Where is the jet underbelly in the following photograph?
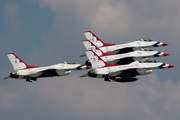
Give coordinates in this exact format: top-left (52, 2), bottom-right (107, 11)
top-left (56, 70), bottom-right (71, 76)
top-left (29, 72), bottom-right (43, 77)
top-left (108, 71), bottom-right (123, 76)
top-left (37, 69), bottom-right (71, 78)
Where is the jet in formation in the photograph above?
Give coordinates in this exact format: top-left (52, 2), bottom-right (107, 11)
top-left (80, 31), bottom-right (174, 82)
top-left (82, 40), bottom-right (169, 66)
top-left (80, 31), bottom-right (168, 57)
top-left (4, 53), bottom-right (91, 82)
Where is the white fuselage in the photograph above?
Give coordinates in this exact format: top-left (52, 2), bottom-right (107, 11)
top-left (100, 41), bottom-right (163, 53)
top-left (95, 61), bottom-right (170, 77)
top-left (85, 50), bottom-right (171, 78)
top-left (11, 63), bottom-right (89, 79)
top-left (100, 50), bottom-right (165, 64)
top-left (83, 40), bottom-right (165, 54)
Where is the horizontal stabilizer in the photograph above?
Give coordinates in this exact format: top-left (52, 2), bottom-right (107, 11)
top-left (80, 74), bottom-right (88, 77)
top-left (80, 54), bottom-right (86, 57)
top-left (3, 76), bottom-right (11, 79)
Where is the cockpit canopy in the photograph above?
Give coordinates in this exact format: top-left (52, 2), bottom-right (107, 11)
top-left (141, 58), bottom-right (158, 63)
top-left (137, 38), bottom-right (154, 42)
top-left (64, 61), bottom-right (76, 64)
top-left (141, 48), bottom-right (154, 51)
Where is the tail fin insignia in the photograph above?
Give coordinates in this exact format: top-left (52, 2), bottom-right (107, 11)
top-left (85, 50), bottom-right (118, 69)
top-left (83, 31), bottom-right (115, 47)
top-left (7, 53), bottom-right (38, 70)
top-left (82, 40), bottom-right (115, 57)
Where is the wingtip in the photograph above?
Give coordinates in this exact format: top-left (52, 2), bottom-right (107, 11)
top-left (80, 54), bottom-right (86, 57)
top-left (3, 76), bottom-right (11, 79)
top-left (79, 74), bottom-right (88, 77)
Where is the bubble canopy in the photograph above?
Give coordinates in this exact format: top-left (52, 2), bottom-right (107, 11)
top-left (141, 48), bottom-right (154, 51)
top-left (63, 61), bottom-right (76, 64)
top-left (141, 58), bottom-right (158, 63)
top-left (136, 38), bottom-right (154, 42)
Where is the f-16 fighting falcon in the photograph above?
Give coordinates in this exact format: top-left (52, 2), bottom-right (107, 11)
top-left (82, 40), bottom-right (169, 65)
top-left (4, 53), bottom-right (91, 82)
top-left (80, 50), bottom-right (174, 83)
top-left (80, 31), bottom-right (168, 57)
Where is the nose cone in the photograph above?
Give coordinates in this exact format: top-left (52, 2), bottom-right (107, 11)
top-left (153, 42), bottom-right (168, 47)
top-left (163, 53), bottom-right (169, 56)
top-left (159, 63), bottom-right (174, 69)
top-left (162, 43), bottom-right (168, 46)
top-left (168, 65), bottom-right (174, 68)
top-left (155, 52), bottom-right (169, 57)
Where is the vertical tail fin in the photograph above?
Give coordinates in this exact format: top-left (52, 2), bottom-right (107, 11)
top-left (85, 50), bottom-right (118, 69)
top-left (82, 40), bottom-right (115, 57)
top-left (7, 53), bottom-right (38, 70)
top-left (83, 31), bottom-right (115, 47)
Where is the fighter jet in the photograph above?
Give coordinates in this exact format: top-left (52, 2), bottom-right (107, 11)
top-left (4, 53), bottom-right (91, 82)
top-left (80, 50), bottom-right (174, 83)
top-left (82, 40), bottom-right (169, 65)
top-left (80, 31), bottom-right (168, 56)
